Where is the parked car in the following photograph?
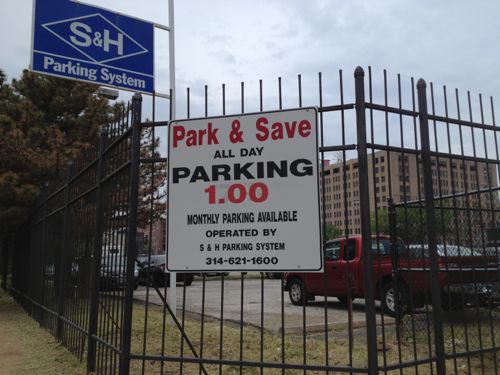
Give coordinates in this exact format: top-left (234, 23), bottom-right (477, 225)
top-left (100, 255), bottom-right (139, 290)
top-left (283, 235), bottom-right (500, 317)
top-left (264, 272), bottom-right (283, 279)
top-left (197, 272), bottom-right (230, 277)
top-left (45, 263), bottom-right (55, 280)
top-left (68, 255), bottom-right (139, 290)
top-left (137, 255), bottom-right (193, 287)
top-left (405, 244), bottom-right (500, 309)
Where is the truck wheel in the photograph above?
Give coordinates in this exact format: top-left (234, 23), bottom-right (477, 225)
top-left (183, 274), bottom-right (193, 286)
top-left (265, 272), bottom-right (279, 279)
top-left (162, 273), bottom-right (170, 287)
top-left (382, 281), bottom-right (408, 318)
top-left (442, 294), bottom-right (465, 311)
top-left (289, 279), bottom-right (308, 306)
top-left (337, 296), bottom-right (355, 305)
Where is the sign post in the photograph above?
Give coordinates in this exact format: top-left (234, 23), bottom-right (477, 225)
top-left (167, 108), bottom-right (323, 273)
top-left (31, 0), bottom-right (154, 94)
top-left (168, 0), bottom-right (177, 314)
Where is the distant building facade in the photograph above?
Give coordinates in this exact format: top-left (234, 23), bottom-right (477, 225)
top-left (320, 151), bottom-right (499, 235)
top-left (137, 217), bottom-right (166, 255)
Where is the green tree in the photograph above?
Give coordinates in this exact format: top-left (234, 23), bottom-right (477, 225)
top-left (0, 69), bottom-right (114, 234)
top-left (370, 208), bottom-right (391, 234)
top-left (370, 204), bottom-right (455, 245)
top-left (324, 223), bottom-right (342, 240)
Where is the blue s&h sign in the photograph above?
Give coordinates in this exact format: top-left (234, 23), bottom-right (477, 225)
top-left (32, 0), bottom-right (154, 94)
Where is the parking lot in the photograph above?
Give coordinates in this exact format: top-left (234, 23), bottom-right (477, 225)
top-left (134, 275), bottom-right (394, 334)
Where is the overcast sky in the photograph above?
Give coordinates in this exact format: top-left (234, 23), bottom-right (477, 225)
top-left (2, 0), bottom-right (500, 157)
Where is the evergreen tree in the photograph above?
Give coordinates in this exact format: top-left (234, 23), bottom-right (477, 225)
top-left (138, 124), bottom-right (167, 227)
top-left (0, 69), bottom-right (113, 234)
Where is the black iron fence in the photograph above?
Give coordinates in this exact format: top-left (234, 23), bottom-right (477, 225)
top-left (2, 66), bottom-right (500, 374)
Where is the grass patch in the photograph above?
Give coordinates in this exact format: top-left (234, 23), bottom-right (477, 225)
top-left (2, 288), bottom-right (498, 374)
top-left (0, 289), bottom-right (86, 375)
top-left (129, 302), bottom-right (500, 374)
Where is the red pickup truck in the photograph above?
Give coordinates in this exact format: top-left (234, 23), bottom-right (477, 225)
top-left (283, 235), bottom-right (499, 317)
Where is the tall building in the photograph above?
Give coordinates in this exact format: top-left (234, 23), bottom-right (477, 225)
top-left (320, 151), bottom-right (499, 236)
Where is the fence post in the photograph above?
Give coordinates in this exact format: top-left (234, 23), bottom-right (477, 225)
top-left (354, 66), bottom-right (379, 375)
top-left (388, 199), bottom-right (398, 254)
top-left (56, 166), bottom-right (73, 340)
top-left (1, 237), bottom-right (8, 291)
top-left (417, 78), bottom-right (447, 375)
top-left (87, 131), bottom-right (108, 372)
top-left (388, 199), bottom-right (404, 327)
top-left (119, 93), bottom-right (142, 375)
top-left (37, 187), bottom-right (49, 326)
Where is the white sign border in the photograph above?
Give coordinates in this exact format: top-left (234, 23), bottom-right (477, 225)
top-left (166, 107), bottom-right (323, 273)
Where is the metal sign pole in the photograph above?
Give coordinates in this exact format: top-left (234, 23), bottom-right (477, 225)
top-left (168, 0), bottom-right (177, 315)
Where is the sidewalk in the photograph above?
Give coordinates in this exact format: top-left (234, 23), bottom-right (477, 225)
top-left (0, 289), bottom-right (86, 375)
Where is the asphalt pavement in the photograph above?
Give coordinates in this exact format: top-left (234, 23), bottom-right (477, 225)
top-left (134, 276), bottom-right (394, 334)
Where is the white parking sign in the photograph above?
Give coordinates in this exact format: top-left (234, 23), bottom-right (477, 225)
top-left (167, 108), bottom-right (322, 272)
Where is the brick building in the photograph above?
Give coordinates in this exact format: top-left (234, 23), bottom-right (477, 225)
top-left (320, 151), bottom-right (499, 235)
top-left (137, 217), bottom-right (166, 255)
